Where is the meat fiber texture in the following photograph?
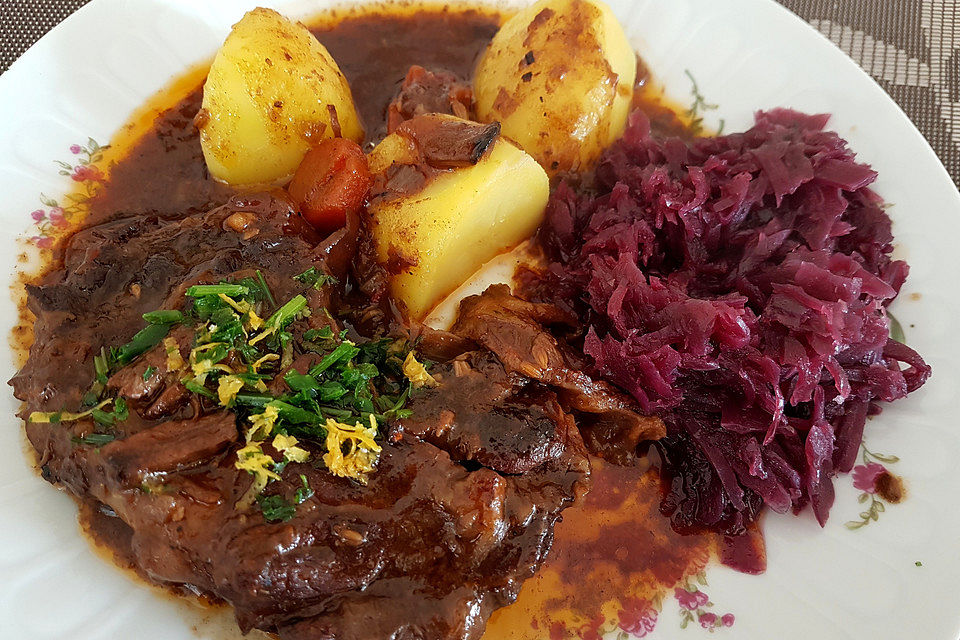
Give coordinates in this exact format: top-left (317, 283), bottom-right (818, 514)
top-left (535, 108), bottom-right (931, 532)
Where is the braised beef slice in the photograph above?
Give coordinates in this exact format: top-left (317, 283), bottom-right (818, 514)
top-left (29, 392), bottom-right (585, 640)
top-left (107, 325), bottom-right (193, 417)
top-left (451, 285), bottom-right (666, 460)
top-left (395, 351), bottom-right (587, 475)
top-left (99, 412), bottom-right (238, 485)
top-left (368, 115), bottom-right (502, 207)
top-left (11, 193), bottom-right (338, 416)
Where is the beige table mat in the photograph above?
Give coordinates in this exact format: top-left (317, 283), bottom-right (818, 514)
top-left (1, 0), bottom-right (958, 185)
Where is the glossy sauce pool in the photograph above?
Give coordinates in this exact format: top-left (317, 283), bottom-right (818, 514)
top-left (28, 5), bottom-right (741, 639)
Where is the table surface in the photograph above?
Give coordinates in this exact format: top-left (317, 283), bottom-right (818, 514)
top-left (1, 0), bottom-right (958, 186)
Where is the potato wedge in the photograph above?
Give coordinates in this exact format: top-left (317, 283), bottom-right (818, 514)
top-left (367, 115), bottom-right (549, 320)
top-left (474, 0), bottom-right (636, 176)
top-left (199, 8), bottom-right (364, 186)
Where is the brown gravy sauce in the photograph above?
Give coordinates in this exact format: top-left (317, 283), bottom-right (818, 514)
top-left (22, 5), bottom-right (729, 638)
top-left (484, 462), bottom-right (716, 639)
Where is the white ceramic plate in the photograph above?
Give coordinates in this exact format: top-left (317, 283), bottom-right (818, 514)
top-left (1, 1), bottom-right (959, 639)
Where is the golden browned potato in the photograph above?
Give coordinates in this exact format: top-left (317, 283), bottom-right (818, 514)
top-left (474, 0), bottom-right (636, 176)
top-left (366, 115), bottom-right (549, 320)
top-left (198, 8), bottom-right (364, 186)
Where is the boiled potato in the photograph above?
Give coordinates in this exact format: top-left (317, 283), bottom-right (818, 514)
top-left (367, 115), bottom-right (549, 320)
top-left (474, 0), bottom-right (636, 176)
top-left (198, 8), bottom-right (364, 186)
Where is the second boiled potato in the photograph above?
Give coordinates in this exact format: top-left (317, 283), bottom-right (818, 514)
top-left (366, 115), bottom-right (549, 321)
top-left (474, 0), bottom-right (636, 176)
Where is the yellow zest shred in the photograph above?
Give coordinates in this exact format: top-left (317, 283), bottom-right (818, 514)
top-left (322, 415), bottom-right (382, 484)
top-left (190, 358), bottom-right (233, 384)
top-left (246, 309), bottom-right (264, 331)
top-left (218, 293), bottom-right (251, 315)
top-left (272, 433), bottom-right (310, 463)
top-left (219, 293), bottom-right (263, 331)
top-left (250, 353), bottom-right (279, 373)
top-left (164, 338), bottom-right (185, 371)
top-left (29, 398), bottom-right (112, 423)
top-left (191, 341), bottom-right (225, 354)
top-left (217, 375), bottom-right (245, 407)
top-left (249, 326), bottom-right (277, 346)
top-left (189, 343), bottom-right (232, 384)
top-left (403, 352), bottom-right (438, 388)
top-left (245, 404), bottom-right (280, 443)
top-left (235, 442), bottom-right (282, 509)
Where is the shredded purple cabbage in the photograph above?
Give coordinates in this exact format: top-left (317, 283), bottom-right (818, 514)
top-left (535, 108), bottom-right (931, 532)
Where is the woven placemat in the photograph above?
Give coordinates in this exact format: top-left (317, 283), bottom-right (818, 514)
top-left (1, 0), bottom-right (958, 186)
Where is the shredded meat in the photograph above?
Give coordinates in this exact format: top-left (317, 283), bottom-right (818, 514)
top-left (395, 350), bottom-right (589, 475)
top-left (451, 285), bottom-right (666, 460)
top-left (98, 412), bottom-right (239, 486)
top-left (387, 65), bottom-right (475, 133)
top-left (107, 325), bottom-right (192, 418)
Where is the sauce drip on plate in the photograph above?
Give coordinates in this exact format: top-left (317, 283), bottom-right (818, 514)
top-left (485, 460), bottom-right (717, 639)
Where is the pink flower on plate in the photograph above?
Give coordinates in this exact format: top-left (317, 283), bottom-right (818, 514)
top-left (617, 598), bottom-right (657, 636)
top-left (70, 144), bottom-right (82, 154)
top-left (852, 462), bottom-right (886, 493)
top-left (49, 207), bottom-right (68, 227)
top-left (674, 587), bottom-right (709, 610)
top-left (698, 612), bottom-right (717, 628)
top-left (30, 209), bottom-right (45, 221)
top-left (32, 235), bottom-right (53, 249)
top-left (71, 165), bottom-right (103, 182)
top-left (721, 613), bottom-right (735, 627)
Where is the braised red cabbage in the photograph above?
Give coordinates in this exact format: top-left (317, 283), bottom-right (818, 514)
top-left (534, 108), bottom-right (931, 532)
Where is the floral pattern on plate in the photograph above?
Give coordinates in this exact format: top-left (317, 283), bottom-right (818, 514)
top-left (553, 570), bottom-right (736, 639)
top-left (674, 572), bottom-right (735, 634)
top-left (846, 444), bottom-right (904, 530)
top-left (28, 139), bottom-right (106, 248)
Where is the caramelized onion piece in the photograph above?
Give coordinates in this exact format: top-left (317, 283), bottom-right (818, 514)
top-left (396, 114), bottom-right (501, 168)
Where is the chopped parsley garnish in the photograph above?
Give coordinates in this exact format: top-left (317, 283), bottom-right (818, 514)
top-left (114, 323), bottom-right (172, 367)
top-left (71, 433), bottom-right (117, 447)
top-left (257, 494), bottom-right (298, 522)
top-left (265, 295), bottom-right (308, 330)
top-left (255, 270), bottom-right (276, 308)
top-left (142, 309), bottom-right (183, 325)
top-left (294, 267), bottom-right (339, 290)
top-left (32, 267), bottom-right (433, 522)
top-left (93, 348), bottom-right (110, 385)
top-left (294, 474), bottom-right (314, 503)
top-left (91, 396), bottom-right (129, 427)
top-left (183, 379), bottom-right (217, 399)
top-left (30, 397), bottom-right (120, 425)
top-left (186, 283), bottom-right (249, 298)
top-left (256, 474), bottom-right (315, 523)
